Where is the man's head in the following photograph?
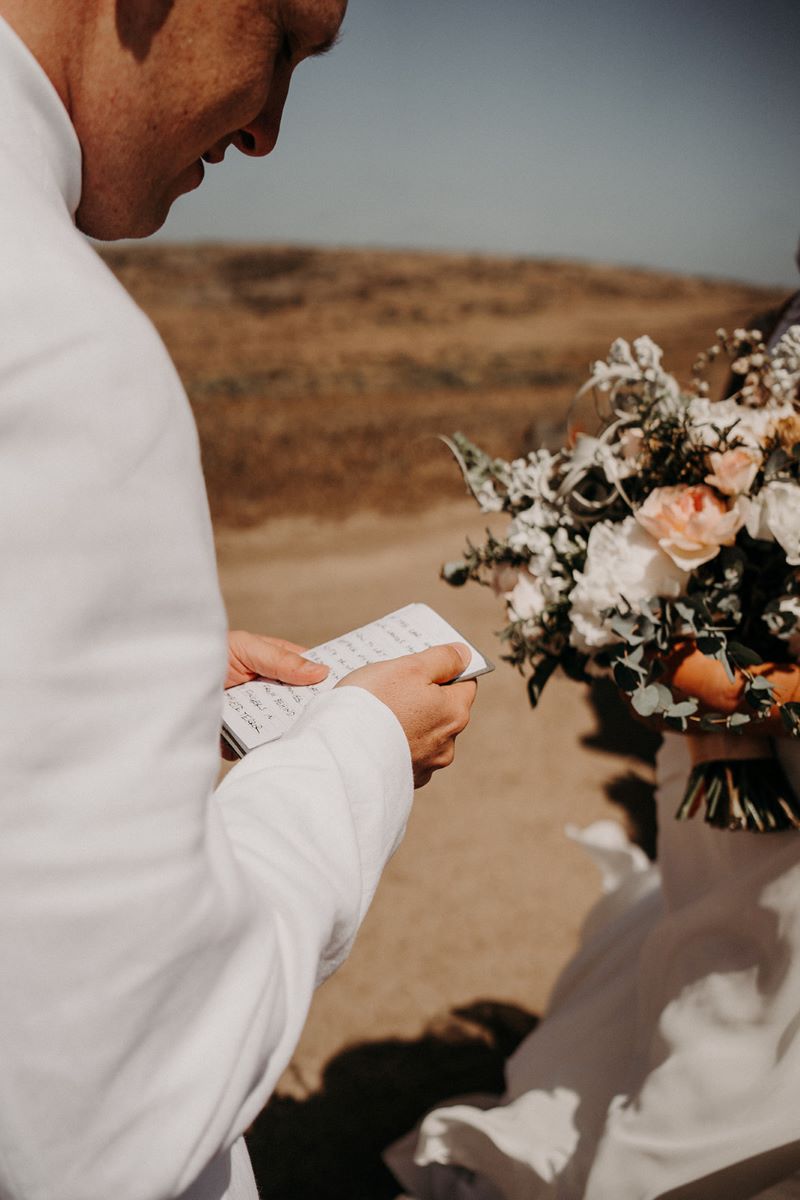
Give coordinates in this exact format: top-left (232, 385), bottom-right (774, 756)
top-left (2, 0), bottom-right (347, 239)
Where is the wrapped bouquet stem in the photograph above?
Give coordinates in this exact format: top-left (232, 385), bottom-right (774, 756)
top-left (443, 325), bottom-right (800, 832)
top-left (680, 732), bottom-right (800, 832)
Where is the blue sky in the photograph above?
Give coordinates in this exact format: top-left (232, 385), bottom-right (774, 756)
top-left (157, 0), bottom-right (800, 287)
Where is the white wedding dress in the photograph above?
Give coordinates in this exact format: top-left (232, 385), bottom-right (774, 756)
top-left (387, 734), bottom-right (800, 1200)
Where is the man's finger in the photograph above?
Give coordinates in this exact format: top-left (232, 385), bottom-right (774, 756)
top-left (412, 642), bottom-right (472, 685)
top-left (226, 633), bottom-right (329, 688)
top-left (260, 636), bottom-right (311, 655)
top-left (252, 645), bottom-right (329, 685)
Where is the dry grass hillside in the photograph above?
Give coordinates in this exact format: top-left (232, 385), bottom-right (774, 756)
top-left (96, 245), bottom-right (793, 1197)
top-left (100, 245), bottom-right (788, 525)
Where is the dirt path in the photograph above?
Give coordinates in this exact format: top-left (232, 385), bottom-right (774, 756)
top-left (216, 502), bottom-right (653, 1097)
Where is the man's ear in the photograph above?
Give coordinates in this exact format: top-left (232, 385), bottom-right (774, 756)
top-left (115, 0), bottom-right (175, 61)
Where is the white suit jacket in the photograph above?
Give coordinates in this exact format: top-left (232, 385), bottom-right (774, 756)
top-left (0, 17), bottom-right (413, 1200)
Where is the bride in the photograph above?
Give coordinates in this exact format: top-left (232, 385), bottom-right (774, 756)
top-left (386, 289), bottom-right (800, 1200)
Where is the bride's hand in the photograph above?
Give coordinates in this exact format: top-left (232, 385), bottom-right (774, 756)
top-left (225, 630), bottom-right (329, 689)
top-left (640, 642), bottom-right (800, 736)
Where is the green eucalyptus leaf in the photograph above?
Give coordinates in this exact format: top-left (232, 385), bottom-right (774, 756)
top-left (631, 684), bottom-right (660, 717)
top-left (780, 703), bottom-right (800, 734)
top-left (696, 634), bottom-right (725, 656)
top-left (727, 642), bottom-right (763, 667)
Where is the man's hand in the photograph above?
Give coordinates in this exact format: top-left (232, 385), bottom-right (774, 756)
top-left (226, 631), bottom-right (329, 689)
top-left (337, 643), bottom-right (478, 788)
top-left (222, 631), bottom-right (331, 761)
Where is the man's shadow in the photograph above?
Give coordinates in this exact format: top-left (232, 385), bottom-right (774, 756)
top-left (246, 1000), bottom-right (538, 1200)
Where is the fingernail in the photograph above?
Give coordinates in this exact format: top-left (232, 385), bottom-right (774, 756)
top-left (454, 643), bottom-right (470, 667)
top-left (301, 660), bottom-right (327, 677)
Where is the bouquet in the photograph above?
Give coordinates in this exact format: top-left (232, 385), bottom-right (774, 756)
top-left (443, 325), bottom-right (800, 832)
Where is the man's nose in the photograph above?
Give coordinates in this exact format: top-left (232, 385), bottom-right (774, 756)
top-left (231, 115), bottom-right (281, 157)
top-left (233, 68), bottom-right (292, 158)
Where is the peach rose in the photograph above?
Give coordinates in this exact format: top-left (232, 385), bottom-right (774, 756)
top-left (704, 447), bottom-right (761, 496)
top-left (635, 484), bottom-right (743, 570)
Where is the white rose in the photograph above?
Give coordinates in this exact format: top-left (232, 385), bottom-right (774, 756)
top-left (568, 517), bottom-right (689, 653)
top-left (739, 480), bottom-right (800, 564)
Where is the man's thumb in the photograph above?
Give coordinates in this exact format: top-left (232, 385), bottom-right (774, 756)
top-left (416, 642), bottom-right (471, 684)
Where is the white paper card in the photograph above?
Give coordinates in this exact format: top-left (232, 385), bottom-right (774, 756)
top-left (221, 602), bottom-right (491, 756)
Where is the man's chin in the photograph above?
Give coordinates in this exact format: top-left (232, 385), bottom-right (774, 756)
top-left (75, 172), bottom-right (198, 241)
top-left (75, 197), bottom-right (171, 242)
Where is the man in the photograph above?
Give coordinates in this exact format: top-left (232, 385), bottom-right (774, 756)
top-left (0, 3), bottom-right (477, 1198)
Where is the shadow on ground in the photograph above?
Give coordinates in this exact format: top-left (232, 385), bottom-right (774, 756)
top-left (247, 1000), bottom-right (538, 1200)
top-left (245, 682), bottom-right (659, 1198)
top-left (584, 677), bottom-right (660, 861)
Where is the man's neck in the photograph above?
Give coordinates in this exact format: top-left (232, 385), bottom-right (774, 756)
top-left (0, 0), bottom-right (94, 114)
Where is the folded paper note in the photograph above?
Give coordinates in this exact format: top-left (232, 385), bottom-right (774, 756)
top-left (221, 602), bottom-right (492, 757)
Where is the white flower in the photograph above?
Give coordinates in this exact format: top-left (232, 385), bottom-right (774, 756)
top-left (568, 517), bottom-right (689, 653)
top-left (580, 336), bottom-right (679, 401)
top-left (771, 325), bottom-right (800, 401)
top-left (705, 447), bottom-right (762, 496)
top-left (506, 449), bottom-right (557, 507)
top-left (608, 337), bottom-right (637, 368)
top-left (552, 526), bottom-right (573, 556)
top-left (491, 556), bottom-right (567, 625)
top-left (507, 507), bottom-right (558, 556)
top-left (618, 426), bottom-right (644, 464)
top-left (474, 479), bottom-right (504, 513)
top-left (687, 395), bottom-right (795, 449)
top-left (632, 335), bottom-right (667, 382)
top-left (773, 595), bottom-right (800, 636)
top-left (739, 480), bottom-right (800, 564)
top-left (506, 569), bottom-right (547, 622)
top-left (573, 433), bottom-right (634, 486)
